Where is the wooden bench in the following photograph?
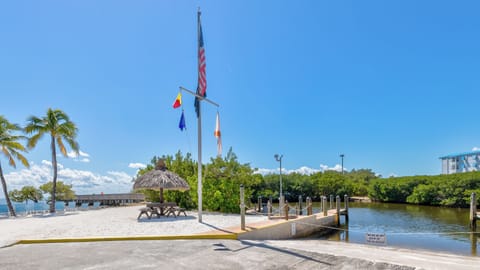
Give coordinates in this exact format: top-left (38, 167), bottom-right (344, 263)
top-left (137, 207), bottom-right (151, 220)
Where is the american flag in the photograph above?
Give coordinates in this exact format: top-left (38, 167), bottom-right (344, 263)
top-left (195, 11), bottom-right (206, 117)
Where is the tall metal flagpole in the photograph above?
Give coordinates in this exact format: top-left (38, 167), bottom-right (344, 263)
top-left (179, 86), bottom-right (219, 223)
top-left (197, 100), bottom-right (203, 222)
top-left (178, 8), bottom-right (219, 223)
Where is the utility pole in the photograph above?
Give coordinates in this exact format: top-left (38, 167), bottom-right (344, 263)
top-left (340, 154), bottom-right (345, 174)
top-left (274, 154), bottom-right (284, 214)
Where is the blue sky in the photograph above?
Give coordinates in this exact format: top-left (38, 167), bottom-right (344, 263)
top-left (1, 1), bottom-right (480, 196)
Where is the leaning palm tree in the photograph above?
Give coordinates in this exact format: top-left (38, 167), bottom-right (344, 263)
top-left (0, 116), bottom-right (29, 217)
top-left (25, 108), bottom-right (79, 213)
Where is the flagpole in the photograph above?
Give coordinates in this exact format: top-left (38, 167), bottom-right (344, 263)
top-left (196, 8), bottom-right (203, 223)
top-left (197, 101), bottom-right (203, 222)
top-left (179, 86), bottom-right (219, 223)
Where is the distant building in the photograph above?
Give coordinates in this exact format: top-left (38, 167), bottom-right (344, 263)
top-left (439, 150), bottom-right (480, 174)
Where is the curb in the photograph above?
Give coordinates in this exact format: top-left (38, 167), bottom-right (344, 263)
top-left (14, 233), bottom-right (238, 245)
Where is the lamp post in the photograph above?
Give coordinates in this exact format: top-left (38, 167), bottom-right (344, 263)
top-left (340, 154), bottom-right (345, 174)
top-left (274, 154), bottom-right (284, 213)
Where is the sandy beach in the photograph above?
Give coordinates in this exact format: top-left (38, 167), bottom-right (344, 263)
top-left (0, 205), bottom-right (267, 247)
top-left (1, 205), bottom-right (480, 269)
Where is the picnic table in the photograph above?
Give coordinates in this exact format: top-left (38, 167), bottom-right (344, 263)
top-left (137, 202), bottom-right (187, 220)
top-left (147, 202), bottom-right (178, 218)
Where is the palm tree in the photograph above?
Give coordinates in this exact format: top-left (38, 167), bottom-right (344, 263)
top-left (0, 116), bottom-right (29, 217)
top-left (25, 108), bottom-right (79, 213)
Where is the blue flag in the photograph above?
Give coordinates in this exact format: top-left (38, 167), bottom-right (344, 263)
top-left (179, 110), bottom-right (186, 131)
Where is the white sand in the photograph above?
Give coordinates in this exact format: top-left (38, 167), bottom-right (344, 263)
top-left (0, 206), bottom-right (268, 247)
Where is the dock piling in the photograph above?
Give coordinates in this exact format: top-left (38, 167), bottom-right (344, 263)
top-left (344, 194), bottom-right (349, 222)
top-left (306, 197), bottom-right (312, 215)
top-left (267, 199), bottom-right (272, 218)
top-left (336, 195), bottom-right (341, 226)
top-left (257, 196), bottom-right (262, 212)
top-left (284, 200), bottom-right (289, 220)
top-left (323, 196), bottom-right (327, 216)
top-left (470, 192), bottom-right (477, 231)
top-left (298, 195), bottom-right (303, 215)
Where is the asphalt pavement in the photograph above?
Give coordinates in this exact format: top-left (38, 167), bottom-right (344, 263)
top-left (0, 240), bottom-right (414, 270)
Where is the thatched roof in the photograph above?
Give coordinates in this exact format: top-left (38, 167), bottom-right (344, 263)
top-left (133, 161), bottom-right (190, 191)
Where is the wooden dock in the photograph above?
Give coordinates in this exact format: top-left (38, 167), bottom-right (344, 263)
top-left (75, 193), bottom-right (145, 206)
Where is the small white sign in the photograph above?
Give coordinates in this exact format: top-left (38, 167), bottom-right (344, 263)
top-left (365, 233), bottom-right (387, 245)
top-left (291, 223), bottom-right (296, 236)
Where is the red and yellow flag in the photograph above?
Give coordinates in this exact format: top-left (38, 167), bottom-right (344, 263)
top-left (173, 92), bottom-right (182, 109)
top-left (214, 112), bottom-right (222, 157)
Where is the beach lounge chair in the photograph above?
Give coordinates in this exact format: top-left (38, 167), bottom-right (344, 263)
top-left (92, 201), bottom-right (101, 209)
top-left (66, 201), bottom-right (76, 211)
top-left (55, 201), bottom-right (66, 212)
top-left (80, 202), bottom-right (89, 210)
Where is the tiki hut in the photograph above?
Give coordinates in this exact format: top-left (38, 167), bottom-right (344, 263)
top-left (133, 160), bottom-right (190, 203)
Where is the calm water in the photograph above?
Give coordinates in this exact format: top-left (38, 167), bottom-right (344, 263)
top-left (311, 202), bottom-right (479, 256)
top-left (0, 199), bottom-right (64, 215)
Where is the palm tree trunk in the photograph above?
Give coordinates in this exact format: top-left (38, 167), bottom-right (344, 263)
top-left (0, 162), bottom-right (16, 217)
top-left (50, 134), bottom-right (57, 213)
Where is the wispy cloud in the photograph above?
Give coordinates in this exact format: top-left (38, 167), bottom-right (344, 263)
top-left (320, 164), bottom-right (344, 172)
top-left (128, 163), bottom-right (147, 169)
top-left (66, 150), bottom-right (90, 158)
top-left (65, 150), bottom-right (91, 162)
top-left (3, 161), bottom-right (134, 196)
top-left (255, 165), bottom-right (331, 175)
top-left (473, 147), bottom-right (480, 151)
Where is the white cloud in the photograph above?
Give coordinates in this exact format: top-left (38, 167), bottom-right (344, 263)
top-left (255, 166), bottom-right (321, 175)
top-left (320, 164), bottom-right (344, 172)
top-left (255, 164), bottom-right (345, 176)
top-left (65, 150), bottom-right (91, 163)
top-left (128, 163), bottom-right (147, 169)
top-left (67, 150), bottom-right (90, 158)
top-left (285, 166), bottom-right (321, 175)
top-left (473, 147), bottom-right (480, 151)
top-left (40, 160), bottom-right (64, 169)
top-left (254, 168), bottom-right (277, 175)
top-left (2, 162), bottom-right (134, 196)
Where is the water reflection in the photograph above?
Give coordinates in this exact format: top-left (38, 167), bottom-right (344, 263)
top-left (311, 202), bottom-right (479, 256)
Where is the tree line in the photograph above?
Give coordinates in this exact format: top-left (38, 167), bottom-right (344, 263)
top-left (135, 149), bottom-right (377, 213)
top-left (137, 150), bottom-right (480, 213)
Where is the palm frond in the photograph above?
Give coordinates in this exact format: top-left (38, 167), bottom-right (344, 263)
top-left (56, 136), bottom-right (67, 156)
top-left (3, 141), bottom-right (27, 152)
top-left (65, 137), bottom-right (79, 152)
top-left (27, 133), bottom-right (44, 149)
top-left (10, 149), bottom-right (29, 168)
top-left (2, 146), bottom-right (17, 168)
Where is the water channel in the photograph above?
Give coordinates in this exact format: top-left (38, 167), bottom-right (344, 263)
top-left (309, 202), bottom-right (478, 256)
